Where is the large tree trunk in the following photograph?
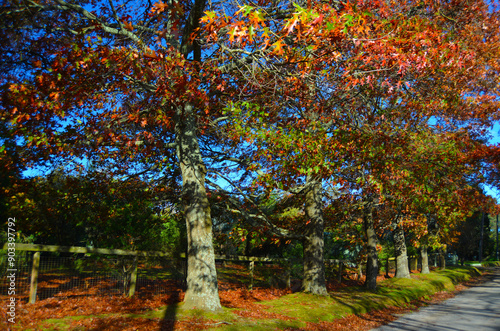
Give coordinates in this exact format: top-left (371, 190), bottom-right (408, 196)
top-left (302, 176), bottom-right (328, 295)
top-left (393, 217), bottom-right (411, 279)
top-left (438, 247), bottom-right (446, 270)
top-left (420, 244), bottom-right (430, 274)
top-left (364, 199), bottom-right (379, 291)
top-left (176, 104), bottom-right (221, 311)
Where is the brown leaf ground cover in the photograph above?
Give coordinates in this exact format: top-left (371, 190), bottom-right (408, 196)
top-left (0, 265), bottom-right (488, 330)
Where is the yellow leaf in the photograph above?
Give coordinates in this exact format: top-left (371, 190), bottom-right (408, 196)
top-left (272, 39), bottom-right (285, 55)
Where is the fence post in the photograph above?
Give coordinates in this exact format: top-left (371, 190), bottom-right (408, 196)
top-left (29, 252), bottom-right (40, 304)
top-left (128, 257), bottom-right (138, 297)
top-left (249, 260), bottom-right (254, 291)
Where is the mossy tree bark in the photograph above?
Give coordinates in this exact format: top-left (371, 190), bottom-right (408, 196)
top-left (302, 176), bottom-right (328, 295)
top-left (176, 104), bottom-right (221, 311)
top-left (438, 247), bottom-right (446, 270)
top-left (420, 244), bottom-right (430, 274)
top-left (176, 1), bottom-right (219, 309)
top-left (393, 216), bottom-right (411, 279)
top-left (364, 199), bottom-right (379, 291)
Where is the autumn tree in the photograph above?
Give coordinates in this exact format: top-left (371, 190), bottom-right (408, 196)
top-left (0, 0), bottom-right (236, 311)
top-left (202, 0), bottom-right (500, 290)
top-left (2, 0), bottom-right (499, 305)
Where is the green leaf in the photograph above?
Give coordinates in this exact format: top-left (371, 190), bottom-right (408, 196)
top-left (248, 25), bottom-right (255, 39)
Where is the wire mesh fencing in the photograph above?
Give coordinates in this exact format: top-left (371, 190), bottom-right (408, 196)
top-left (1, 244), bottom-right (458, 305)
top-left (0, 251), bottom-right (186, 302)
top-left (0, 250), bottom-right (32, 300)
top-left (5, 242), bottom-right (425, 307)
top-left (0, 246), bottom-right (351, 304)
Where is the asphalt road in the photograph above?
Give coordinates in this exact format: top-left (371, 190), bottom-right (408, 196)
top-left (371, 268), bottom-right (500, 331)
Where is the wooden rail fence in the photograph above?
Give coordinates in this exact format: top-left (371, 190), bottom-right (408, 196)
top-left (3, 243), bottom-right (445, 304)
top-left (2, 243), bottom-right (352, 303)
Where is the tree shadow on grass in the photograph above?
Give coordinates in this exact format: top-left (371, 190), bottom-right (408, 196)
top-left (160, 290), bottom-right (180, 330)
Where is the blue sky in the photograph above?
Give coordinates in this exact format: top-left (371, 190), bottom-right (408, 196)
top-left (484, 123), bottom-right (500, 202)
top-left (489, 123), bottom-right (500, 145)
